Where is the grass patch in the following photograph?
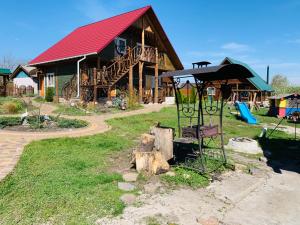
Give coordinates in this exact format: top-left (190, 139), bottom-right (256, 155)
top-left (53, 104), bottom-right (89, 116)
top-left (161, 167), bottom-right (209, 188)
top-left (0, 107), bottom-right (297, 224)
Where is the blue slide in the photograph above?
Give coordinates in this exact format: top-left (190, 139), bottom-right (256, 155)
top-left (235, 102), bottom-right (258, 124)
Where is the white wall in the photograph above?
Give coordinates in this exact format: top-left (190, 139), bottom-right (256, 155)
top-left (13, 77), bottom-right (38, 94)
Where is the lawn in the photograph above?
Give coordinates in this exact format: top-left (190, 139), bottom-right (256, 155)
top-left (0, 107), bottom-right (298, 224)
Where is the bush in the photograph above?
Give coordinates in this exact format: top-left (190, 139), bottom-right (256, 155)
top-left (0, 117), bottom-right (22, 128)
top-left (2, 101), bottom-right (24, 114)
top-left (45, 87), bottom-right (55, 102)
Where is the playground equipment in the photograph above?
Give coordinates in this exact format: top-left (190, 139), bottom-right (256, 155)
top-left (235, 102), bottom-right (258, 124)
top-left (161, 63), bottom-right (253, 173)
top-left (268, 94), bottom-right (300, 140)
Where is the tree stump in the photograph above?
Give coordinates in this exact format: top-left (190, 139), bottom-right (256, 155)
top-left (132, 126), bottom-right (174, 175)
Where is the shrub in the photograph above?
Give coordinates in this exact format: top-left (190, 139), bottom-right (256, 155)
top-left (56, 118), bottom-right (88, 128)
top-left (33, 96), bottom-right (46, 103)
top-left (0, 117), bottom-right (22, 128)
top-left (45, 87), bottom-right (55, 102)
top-left (2, 101), bottom-right (24, 114)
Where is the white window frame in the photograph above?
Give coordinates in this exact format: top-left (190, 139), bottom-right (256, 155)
top-left (207, 87), bottom-right (216, 96)
top-left (115, 37), bottom-right (127, 54)
top-left (46, 73), bottom-right (55, 88)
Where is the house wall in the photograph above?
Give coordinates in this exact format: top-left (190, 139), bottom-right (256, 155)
top-left (13, 71), bottom-right (38, 94)
top-left (42, 62), bottom-right (76, 96)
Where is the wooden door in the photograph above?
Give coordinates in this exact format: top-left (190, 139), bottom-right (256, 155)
top-left (40, 75), bottom-right (45, 96)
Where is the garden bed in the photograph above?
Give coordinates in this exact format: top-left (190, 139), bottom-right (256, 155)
top-left (0, 115), bottom-right (88, 132)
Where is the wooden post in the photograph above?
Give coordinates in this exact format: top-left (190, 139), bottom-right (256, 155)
top-left (93, 68), bottom-right (97, 103)
top-left (154, 48), bottom-right (159, 103)
top-left (3, 76), bottom-right (7, 96)
top-left (129, 65), bottom-right (133, 98)
top-left (139, 61), bottom-right (144, 103)
top-left (141, 17), bottom-right (145, 57)
top-left (55, 75), bottom-right (59, 102)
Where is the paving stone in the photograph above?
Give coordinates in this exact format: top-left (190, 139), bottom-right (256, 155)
top-left (144, 182), bottom-right (161, 194)
top-left (118, 182), bottom-right (136, 191)
top-left (196, 216), bottom-right (219, 225)
top-left (122, 172), bottom-right (138, 182)
top-left (165, 171), bottom-right (176, 177)
top-left (120, 193), bottom-right (137, 205)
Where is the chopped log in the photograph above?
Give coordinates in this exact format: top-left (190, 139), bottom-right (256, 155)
top-left (134, 150), bottom-right (169, 175)
top-left (140, 133), bottom-right (155, 152)
top-left (150, 126), bottom-right (173, 161)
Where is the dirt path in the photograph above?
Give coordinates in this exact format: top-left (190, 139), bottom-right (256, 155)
top-left (97, 160), bottom-right (300, 225)
top-left (0, 103), bottom-right (167, 181)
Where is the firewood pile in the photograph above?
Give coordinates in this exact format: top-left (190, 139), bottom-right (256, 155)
top-left (131, 125), bottom-right (174, 175)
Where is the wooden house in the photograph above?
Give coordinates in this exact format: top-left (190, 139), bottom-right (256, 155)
top-left (29, 6), bottom-right (183, 103)
top-left (10, 65), bottom-right (38, 95)
top-left (221, 57), bottom-right (273, 104)
top-left (0, 68), bottom-right (11, 96)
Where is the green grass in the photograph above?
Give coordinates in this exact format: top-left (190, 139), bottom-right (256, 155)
top-left (53, 104), bottom-right (89, 116)
top-left (0, 107), bottom-right (298, 224)
top-left (162, 167), bottom-right (209, 188)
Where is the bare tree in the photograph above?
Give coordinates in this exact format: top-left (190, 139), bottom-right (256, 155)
top-left (0, 54), bottom-right (28, 70)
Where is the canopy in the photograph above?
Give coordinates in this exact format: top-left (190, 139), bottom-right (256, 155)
top-left (161, 64), bottom-right (254, 81)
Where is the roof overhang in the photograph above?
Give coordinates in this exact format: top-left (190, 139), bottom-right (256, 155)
top-left (29, 52), bottom-right (97, 66)
top-left (161, 64), bottom-right (254, 81)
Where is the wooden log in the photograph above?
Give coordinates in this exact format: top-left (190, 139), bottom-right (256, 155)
top-left (140, 133), bottom-right (155, 152)
top-left (150, 126), bottom-right (173, 161)
top-left (134, 150), bottom-right (169, 175)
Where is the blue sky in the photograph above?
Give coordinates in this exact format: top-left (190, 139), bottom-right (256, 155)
top-left (1, 0), bottom-right (300, 84)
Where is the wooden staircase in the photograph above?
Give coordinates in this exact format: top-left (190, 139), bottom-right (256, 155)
top-left (97, 45), bottom-right (156, 88)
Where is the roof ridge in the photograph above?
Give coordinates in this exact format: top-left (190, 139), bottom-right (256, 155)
top-left (77, 5), bottom-right (151, 29)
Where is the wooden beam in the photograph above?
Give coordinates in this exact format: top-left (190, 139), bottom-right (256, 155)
top-left (139, 61), bottom-right (144, 103)
top-left (142, 17), bottom-right (145, 57)
top-left (93, 68), bottom-right (97, 103)
top-left (97, 55), bottom-right (101, 69)
top-left (129, 65), bottom-right (133, 98)
top-left (154, 47), bottom-right (159, 103)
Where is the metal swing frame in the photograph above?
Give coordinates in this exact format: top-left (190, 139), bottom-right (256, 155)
top-left (161, 63), bottom-right (254, 174)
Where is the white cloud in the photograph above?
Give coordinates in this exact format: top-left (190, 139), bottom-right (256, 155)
top-left (221, 42), bottom-right (252, 52)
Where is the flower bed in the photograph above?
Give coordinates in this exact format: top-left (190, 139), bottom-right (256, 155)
top-left (0, 115), bottom-right (88, 132)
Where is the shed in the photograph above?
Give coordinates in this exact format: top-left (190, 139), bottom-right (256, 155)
top-left (268, 93), bottom-right (300, 117)
top-left (10, 65), bottom-right (38, 95)
top-left (0, 68), bottom-right (11, 96)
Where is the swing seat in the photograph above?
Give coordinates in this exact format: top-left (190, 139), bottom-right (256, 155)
top-left (182, 125), bottom-right (219, 139)
top-left (199, 125), bottom-right (219, 138)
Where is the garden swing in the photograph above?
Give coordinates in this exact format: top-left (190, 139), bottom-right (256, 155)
top-left (161, 63), bottom-right (253, 173)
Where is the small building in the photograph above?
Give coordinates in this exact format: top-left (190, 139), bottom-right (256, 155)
top-left (0, 68), bottom-right (11, 96)
top-left (268, 94), bottom-right (300, 117)
top-left (28, 6), bottom-right (182, 103)
top-left (221, 57), bottom-right (273, 104)
top-left (10, 65), bottom-right (38, 95)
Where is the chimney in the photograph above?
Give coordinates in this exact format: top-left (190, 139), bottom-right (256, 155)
top-left (266, 65), bottom-right (270, 84)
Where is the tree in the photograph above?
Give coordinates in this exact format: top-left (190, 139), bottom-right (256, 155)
top-left (271, 74), bottom-right (289, 94)
top-left (0, 54), bottom-right (28, 70)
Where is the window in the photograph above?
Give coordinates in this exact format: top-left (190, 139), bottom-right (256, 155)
top-left (207, 87), bottom-right (216, 96)
top-left (115, 37), bottom-right (127, 55)
top-left (46, 73), bottom-right (55, 87)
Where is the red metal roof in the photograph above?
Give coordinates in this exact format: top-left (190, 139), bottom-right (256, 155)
top-left (29, 6), bottom-right (151, 65)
